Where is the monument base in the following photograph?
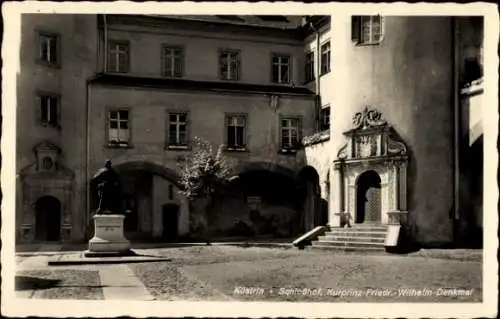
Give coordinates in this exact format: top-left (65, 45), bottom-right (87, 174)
top-left (85, 213), bottom-right (131, 257)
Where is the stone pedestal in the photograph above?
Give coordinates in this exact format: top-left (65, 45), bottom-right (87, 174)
top-left (85, 214), bottom-right (131, 257)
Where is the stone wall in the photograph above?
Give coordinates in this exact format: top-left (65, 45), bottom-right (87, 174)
top-left (329, 15), bottom-right (455, 246)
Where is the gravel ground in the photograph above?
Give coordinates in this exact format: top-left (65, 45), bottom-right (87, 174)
top-left (131, 246), bottom-right (482, 302)
top-left (16, 269), bottom-right (104, 300)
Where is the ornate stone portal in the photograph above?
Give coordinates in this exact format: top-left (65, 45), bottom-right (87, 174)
top-left (330, 107), bottom-right (409, 230)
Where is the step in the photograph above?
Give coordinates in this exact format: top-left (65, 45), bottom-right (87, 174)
top-left (312, 240), bottom-right (385, 248)
top-left (322, 231), bottom-right (387, 238)
top-left (331, 226), bottom-right (387, 232)
top-left (317, 236), bottom-right (385, 243)
top-left (307, 244), bottom-right (386, 252)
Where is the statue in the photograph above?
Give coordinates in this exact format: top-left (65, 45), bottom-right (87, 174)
top-left (93, 160), bottom-right (124, 215)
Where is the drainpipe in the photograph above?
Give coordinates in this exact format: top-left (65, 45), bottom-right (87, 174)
top-left (309, 17), bottom-right (321, 132)
top-left (103, 14), bottom-right (108, 72)
top-left (452, 17), bottom-right (461, 224)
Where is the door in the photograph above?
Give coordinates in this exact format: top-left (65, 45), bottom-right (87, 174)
top-left (162, 204), bottom-right (179, 241)
top-left (356, 170), bottom-right (382, 224)
top-left (35, 196), bottom-right (61, 241)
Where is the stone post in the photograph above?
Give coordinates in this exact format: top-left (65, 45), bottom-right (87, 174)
top-left (393, 163), bottom-right (400, 210)
top-left (329, 162), bottom-right (344, 227)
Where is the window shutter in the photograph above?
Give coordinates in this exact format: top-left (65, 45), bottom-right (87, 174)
top-left (224, 114), bottom-right (229, 145)
top-left (298, 118), bottom-right (303, 146)
top-left (351, 16), bottom-right (361, 43)
top-left (184, 113), bottom-right (189, 145)
top-left (56, 97), bottom-right (61, 128)
top-left (35, 95), bottom-right (42, 123)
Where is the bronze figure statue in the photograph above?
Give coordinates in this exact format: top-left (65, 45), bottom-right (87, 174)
top-left (93, 160), bottom-right (124, 214)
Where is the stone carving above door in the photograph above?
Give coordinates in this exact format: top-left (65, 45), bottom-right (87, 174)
top-left (336, 106), bottom-right (408, 162)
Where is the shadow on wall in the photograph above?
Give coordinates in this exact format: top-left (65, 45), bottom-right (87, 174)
top-left (209, 169), bottom-right (304, 238)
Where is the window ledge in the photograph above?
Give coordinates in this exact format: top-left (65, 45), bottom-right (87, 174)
top-left (107, 142), bottom-right (133, 149)
top-left (165, 145), bottom-right (190, 151)
top-left (35, 59), bottom-right (60, 69)
top-left (278, 148), bottom-right (299, 155)
top-left (354, 41), bottom-right (383, 47)
top-left (225, 147), bottom-right (249, 153)
top-left (38, 121), bottom-right (61, 130)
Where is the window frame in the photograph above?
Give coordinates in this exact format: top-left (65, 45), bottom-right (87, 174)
top-left (279, 115), bottom-right (302, 153)
top-left (106, 108), bottom-right (132, 148)
top-left (218, 49), bottom-right (241, 81)
top-left (161, 44), bottom-right (185, 78)
top-left (304, 50), bottom-right (315, 83)
top-left (225, 113), bottom-right (248, 151)
top-left (166, 111), bottom-right (189, 150)
top-left (107, 40), bottom-right (130, 73)
top-left (352, 15), bottom-right (385, 46)
top-left (35, 91), bottom-right (61, 129)
top-left (319, 105), bottom-right (331, 132)
top-left (36, 30), bottom-right (60, 68)
top-left (271, 53), bottom-right (292, 84)
top-left (320, 41), bottom-right (331, 75)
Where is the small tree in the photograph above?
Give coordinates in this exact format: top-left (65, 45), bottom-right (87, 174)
top-left (178, 137), bottom-right (232, 244)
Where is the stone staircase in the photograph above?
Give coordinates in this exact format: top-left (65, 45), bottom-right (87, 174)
top-left (310, 224), bottom-right (388, 251)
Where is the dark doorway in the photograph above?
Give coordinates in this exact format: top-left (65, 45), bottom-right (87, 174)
top-left (356, 170), bottom-right (382, 224)
top-left (162, 204), bottom-right (179, 241)
top-left (34, 196), bottom-right (61, 241)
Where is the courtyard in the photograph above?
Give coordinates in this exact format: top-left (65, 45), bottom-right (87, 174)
top-left (15, 245), bottom-right (482, 302)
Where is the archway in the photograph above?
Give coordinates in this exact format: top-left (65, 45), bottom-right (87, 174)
top-left (356, 170), bottom-right (382, 224)
top-left (297, 166), bottom-right (324, 232)
top-left (89, 161), bottom-right (183, 240)
top-left (214, 167), bottom-right (301, 238)
top-left (34, 196), bottom-right (61, 241)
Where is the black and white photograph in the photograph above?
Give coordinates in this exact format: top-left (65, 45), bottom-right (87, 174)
top-left (1, 2), bottom-right (498, 318)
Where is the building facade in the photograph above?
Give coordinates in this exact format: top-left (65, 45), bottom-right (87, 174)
top-left (15, 14), bottom-right (483, 248)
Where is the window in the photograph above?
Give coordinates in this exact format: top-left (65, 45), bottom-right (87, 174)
top-left (320, 106), bottom-right (330, 131)
top-left (107, 41), bottom-right (129, 73)
top-left (352, 16), bottom-right (383, 45)
top-left (42, 157), bottom-right (53, 170)
top-left (272, 54), bottom-right (291, 84)
top-left (162, 45), bottom-right (183, 77)
top-left (219, 49), bottom-right (240, 81)
top-left (167, 113), bottom-right (188, 148)
top-left (37, 94), bottom-right (59, 127)
top-left (226, 114), bottom-right (247, 150)
top-left (305, 51), bottom-right (315, 82)
top-left (320, 42), bottom-right (331, 75)
top-left (281, 117), bottom-right (301, 150)
top-left (108, 110), bottom-right (130, 146)
top-left (38, 32), bottom-right (59, 66)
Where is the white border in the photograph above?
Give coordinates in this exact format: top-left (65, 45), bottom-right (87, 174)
top-left (2, 2), bottom-right (498, 318)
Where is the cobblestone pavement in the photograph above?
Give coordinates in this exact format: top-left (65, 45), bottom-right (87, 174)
top-left (13, 245), bottom-right (483, 302)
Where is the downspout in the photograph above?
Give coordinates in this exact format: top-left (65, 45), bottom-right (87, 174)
top-left (84, 80), bottom-right (91, 240)
top-left (452, 18), bottom-right (461, 226)
top-left (309, 17), bottom-right (321, 132)
top-left (103, 14), bottom-right (108, 72)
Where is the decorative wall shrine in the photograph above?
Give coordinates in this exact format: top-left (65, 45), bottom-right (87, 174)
top-left (330, 107), bottom-right (409, 227)
top-left (18, 140), bottom-right (75, 242)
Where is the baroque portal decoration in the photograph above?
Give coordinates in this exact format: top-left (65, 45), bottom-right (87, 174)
top-left (331, 106), bottom-right (409, 236)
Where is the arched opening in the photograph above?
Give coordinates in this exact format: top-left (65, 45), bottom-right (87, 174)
top-left (356, 170), bottom-right (382, 224)
top-left (213, 168), bottom-right (301, 238)
top-left (89, 161), bottom-right (183, 241)
top-left (34, 196), bottom-right (61, 241)
top-left (297, 166), bottom-right (326, 232)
